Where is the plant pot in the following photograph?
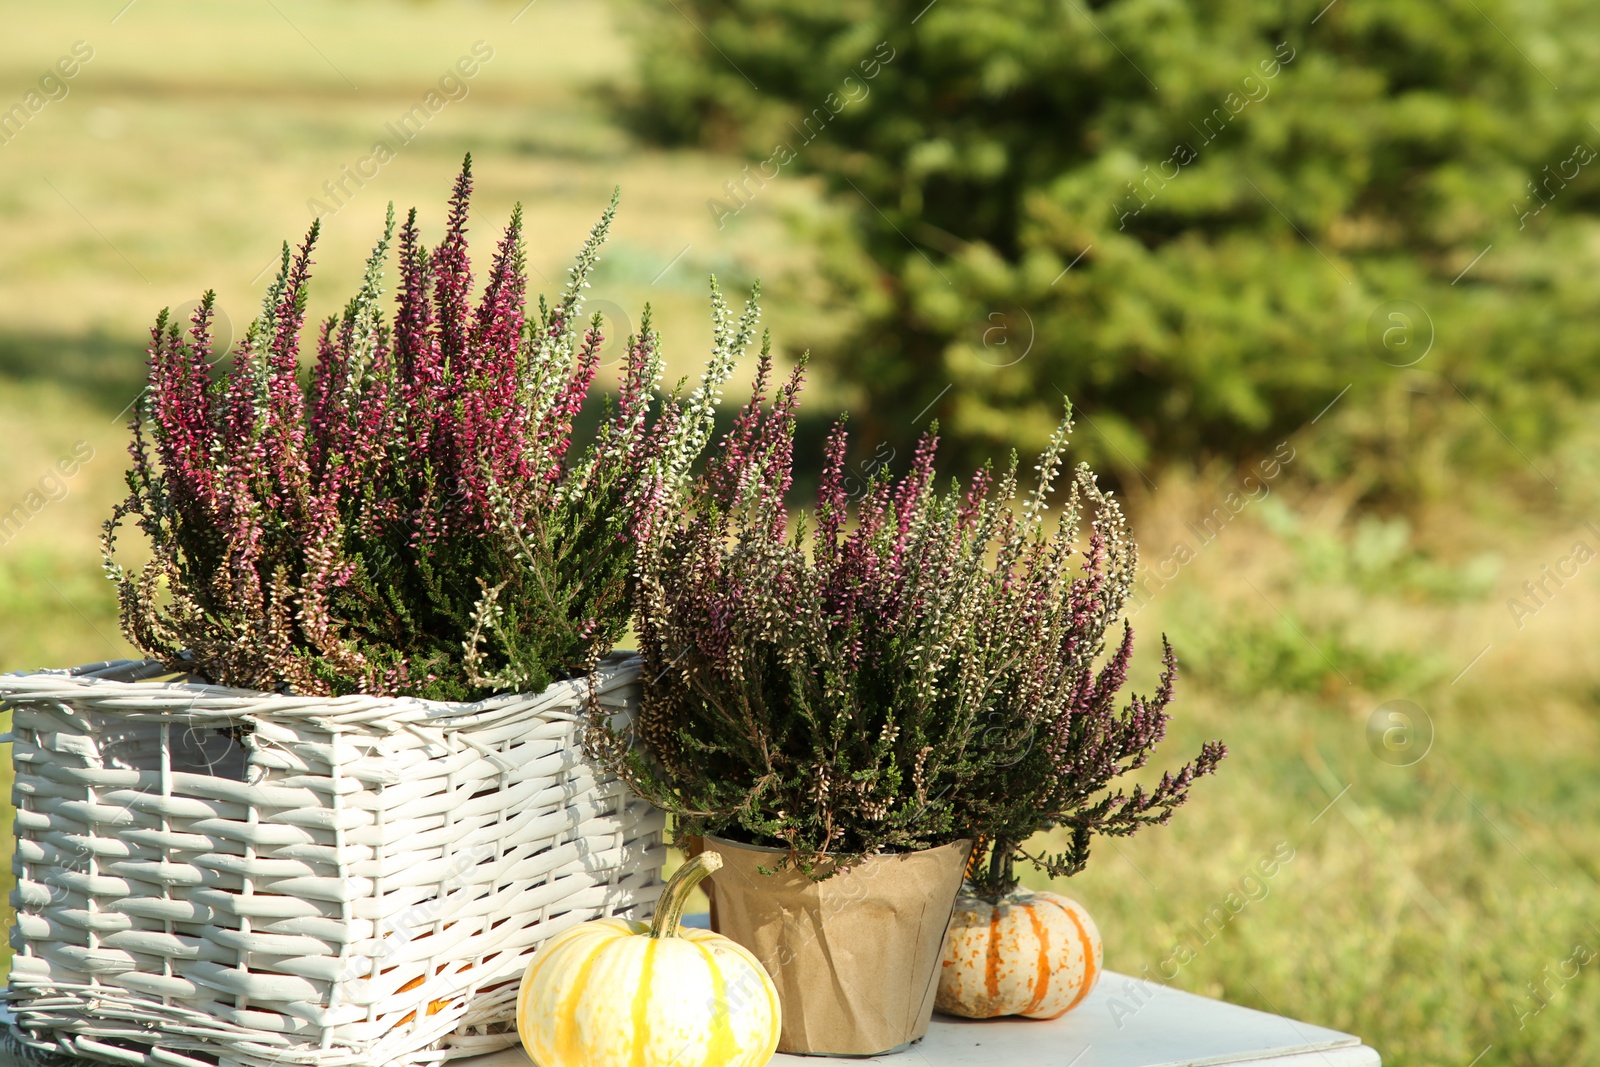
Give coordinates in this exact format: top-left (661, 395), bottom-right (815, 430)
top-left (701, 835), bottom-right (971, 1056)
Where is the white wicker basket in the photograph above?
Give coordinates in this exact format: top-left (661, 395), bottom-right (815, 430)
top-left (1, 654), bottom-right (665, 1067)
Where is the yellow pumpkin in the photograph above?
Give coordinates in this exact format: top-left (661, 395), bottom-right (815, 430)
top-left (935, 885), bottom-right (1102, 1020)
top-left (516, 851), bottom-right (780, 1067)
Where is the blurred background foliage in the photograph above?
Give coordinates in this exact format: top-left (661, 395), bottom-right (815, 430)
top-left (617, 0), bottom-right (1600, 502)
top-left (1, 2), bottom-right (1598, 1065)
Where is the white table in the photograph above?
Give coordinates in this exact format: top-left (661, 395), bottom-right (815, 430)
top-left (1, 970), bottom-right (1378, 1067)
top-left (470, 969), bottom-right (1379, 1067)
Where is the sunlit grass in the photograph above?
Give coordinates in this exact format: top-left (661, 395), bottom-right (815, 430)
top-left (1036, 474), bottom-right (1600, 1067)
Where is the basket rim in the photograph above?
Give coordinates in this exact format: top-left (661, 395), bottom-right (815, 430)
top-left (0, 651), bottom-right (642, 730)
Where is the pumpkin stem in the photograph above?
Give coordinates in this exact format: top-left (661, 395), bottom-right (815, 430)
top-left (972, 838), bottom-right (1020, 904)
top-left (650, 850), bottom-right (722, 938)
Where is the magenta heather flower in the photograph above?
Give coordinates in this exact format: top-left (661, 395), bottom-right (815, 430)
top-left (104, 157), bottom-right (745, 700)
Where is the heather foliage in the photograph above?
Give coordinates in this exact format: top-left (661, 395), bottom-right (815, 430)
top-left (103, 159), bottom-right (742, 700)
top-left (591, 340), bottom-right (1224, 879)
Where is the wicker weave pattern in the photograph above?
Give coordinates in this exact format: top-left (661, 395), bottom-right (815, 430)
top-left (2, 655), bottom-right (665, 1067)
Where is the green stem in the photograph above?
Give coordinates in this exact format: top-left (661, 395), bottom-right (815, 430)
top-left (977, 839), bottom-right (1019, 904)
top-left (650, 850), bottom-right (722, 939)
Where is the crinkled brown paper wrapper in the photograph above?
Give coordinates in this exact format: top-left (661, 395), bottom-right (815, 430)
top-left (693, 835), bottom-right (972, 1056)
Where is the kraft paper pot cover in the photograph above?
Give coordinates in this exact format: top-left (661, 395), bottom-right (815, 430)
top-left (703, 835), bottom-right (972, 1056)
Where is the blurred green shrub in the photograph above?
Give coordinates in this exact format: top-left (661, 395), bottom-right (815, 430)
top-left (1253, 497), bottom-right (1502, 602)
top-left (1166, 605), bottom-right (1428, 696)
top-left (1154, 497), bottom-right (1497, 696)
top-left (617, 0), bottom-right (1600, 493)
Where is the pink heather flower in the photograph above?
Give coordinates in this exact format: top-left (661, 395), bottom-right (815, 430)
top-left (105, 157), bottom-right (744, 700)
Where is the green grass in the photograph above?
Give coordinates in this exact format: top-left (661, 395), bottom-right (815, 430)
top-left (0, 0), bottom-right (829, 394)
top-left (2, 3), bottom-right (1598, 1066)
top-left (1033, 478), bottom-right (1600, 1066)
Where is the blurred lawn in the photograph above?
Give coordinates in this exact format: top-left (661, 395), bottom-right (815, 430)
top-left (1039, 474), bottom-right (1600, 1066)
top-left (0, 0), bottom-right (830, 396)
top-left (1, 3), bottom-right (1597, 1066)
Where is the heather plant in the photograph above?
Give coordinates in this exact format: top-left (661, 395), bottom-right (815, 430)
top-left (103, 158), bottom-right (745, 700)
top-left (590, 338), bottom-right (1224, 878)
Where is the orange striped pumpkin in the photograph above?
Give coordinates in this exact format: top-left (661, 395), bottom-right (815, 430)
top-left (516, 852), bottom-right (780, 1067)
top-left (935, 886), bottom-right (1102, 1020)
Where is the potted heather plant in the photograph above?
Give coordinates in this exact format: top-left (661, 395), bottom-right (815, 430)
top-left (103, 157), bottom-right (743, 698)
top-left (0, 159), bottom-right (763, 1067)
top-left (591, 347), bottom-right (1223, 1054)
